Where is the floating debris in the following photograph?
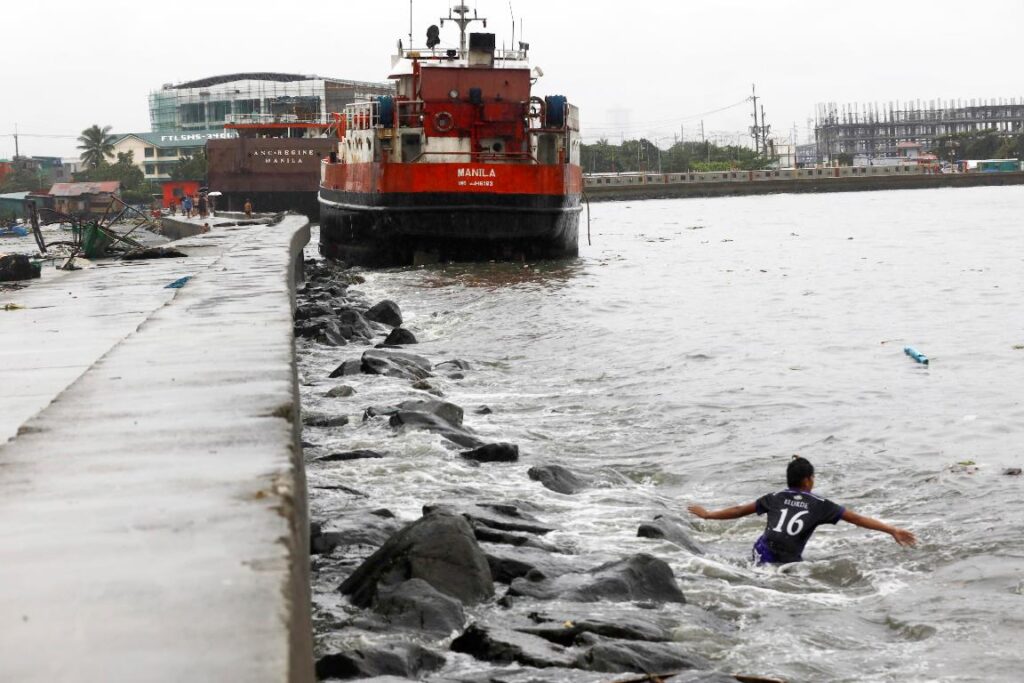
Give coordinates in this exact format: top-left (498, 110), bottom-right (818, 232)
top-left (904, 346), bottom-right (929, 365)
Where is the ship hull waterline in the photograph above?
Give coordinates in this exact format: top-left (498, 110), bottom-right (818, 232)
top-left (318, 189), bottom-right (581, 266)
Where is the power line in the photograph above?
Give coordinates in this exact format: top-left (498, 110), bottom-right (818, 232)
top-left (1, 133), bottom-right (78, 139)
top-left (583, 96), bottom-right (753, 133)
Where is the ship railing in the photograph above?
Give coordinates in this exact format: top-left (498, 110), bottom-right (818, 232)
top-left (343, 100), bottom-right (380, 131)
top-left (397, 47), bottom-right (528, 62)
top-left (224, 113), bottom-right (330, 125)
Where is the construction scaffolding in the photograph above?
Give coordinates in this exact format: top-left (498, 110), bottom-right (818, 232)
top-left (148, 73), bottom-right (394, 132)
top-left (815, 97), bottom-right (1024, 161)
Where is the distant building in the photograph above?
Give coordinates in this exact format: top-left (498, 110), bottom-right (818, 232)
top-left (49, 181), bottom-right (121, 217)
top-left (148, 73), bottom-right (393, 132)
top-left (110, 130), bottom-right (237, 181)
top-left (795, 144), bottom-right (817, 167)
top-left (0, 191), bottom-right (30, 220)
top-left (814, 98), bottom-right (1024, 162)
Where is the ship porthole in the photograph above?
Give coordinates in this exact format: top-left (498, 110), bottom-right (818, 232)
top-left (434, 111), bottom-right (454, 133)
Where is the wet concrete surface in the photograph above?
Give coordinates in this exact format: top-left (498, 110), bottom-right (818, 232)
top-left (0, 214), bottom-right (314, 682)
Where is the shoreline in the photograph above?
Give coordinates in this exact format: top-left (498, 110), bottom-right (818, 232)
top-left (295, 257), bottom-right (780, 682)
top-left (583, 170), bottom-right (1024, 201)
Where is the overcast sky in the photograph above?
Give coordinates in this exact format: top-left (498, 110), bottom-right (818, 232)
top-left (4, 0), bottom-right (1023, 159)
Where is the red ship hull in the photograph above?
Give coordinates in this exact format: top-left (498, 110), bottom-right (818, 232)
top-left (318, 162), bottom-right (582, 265)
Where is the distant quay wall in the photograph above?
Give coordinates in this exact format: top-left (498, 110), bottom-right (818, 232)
top-left (583, 170), bottom-right (1024, 201)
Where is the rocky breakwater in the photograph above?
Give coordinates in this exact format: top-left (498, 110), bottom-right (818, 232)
top-left (295, 258), bottom-right (780, 683)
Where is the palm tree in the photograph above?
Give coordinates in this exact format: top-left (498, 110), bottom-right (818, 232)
top-left (77, 124), bottom-right (116, 169)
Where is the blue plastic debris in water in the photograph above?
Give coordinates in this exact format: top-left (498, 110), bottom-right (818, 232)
top-left (165, 276), bottom-right (191, 289)
top-left (904, 346), bottom-right (929, 365)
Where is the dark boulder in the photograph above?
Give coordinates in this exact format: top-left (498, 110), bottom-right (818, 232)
top-left (384, 327), bottom-right (418, 345)
top-left (310, 511), bottom-right (402, 555)
top-left (461, 443), bottom-right (519, 463)
top-left (294, 319), bottom-right (326, 340)
top-left (451, 623), bottom-right (576, 669)
top-left (517, 613), bottom-right (673, 646)
top-left (575, 639), bottom-right (708, 674)
top-left (509, 554), bottom-right (685, 604)
top-left (295, 301), bottom-right (333, 321)
top-left (329, 359), bottom-right (363, 378)
top-left (474, 405), bottom-right (493, 415)
top-left (314, 642), bottom-right (445, 680)
top-left (423, 503), bottom-right (553, 535)
top-left (318, 450), bottom-right (384, 462)
top-left (339, 511), bottom-right (494, 607)
top-left (389, 411), bottom-right (483, 448)
top-left (435, 359), bottom-right (471, 371)
top-left (361, 349), bottom-right (432, 381)
top-left (314, 321), bottom-right (348, 347)
top-left (303, 412), bottom-right (350, 428)
top-left (484, 545), bottom-right (579, 584)
top-left (122, 246), bottom-right (188, 260)
top-left (373, 578), bottom-right (466, 634)
top-left (336, 307), bottom-right (375, 341)
top-left (362, 405), bottom-right (401, 421)
top-left (399, 399), bottom-right (464, 426)
top-left (637, 514), bottom-right (705, 555)
top-left (411, 379), bottom-right (443, 397)
top-left (324, 384), bottom-right (356, 398)
top-left (365, 300), bottom-right (403, 327)
top-left (527, 465), bottom-right (590, 494)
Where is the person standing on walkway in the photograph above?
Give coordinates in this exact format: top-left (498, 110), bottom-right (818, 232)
top-left (243, 198), bottom-right (253, 218)
top-left (182, 195), bottom-right (193, 219)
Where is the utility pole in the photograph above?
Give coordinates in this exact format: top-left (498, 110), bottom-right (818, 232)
top-left (14, 123), bottom-right (19, 158)
top-left (760, 104), bottom-right (771, 159)
top-left (701, 120), bottom-right (709, 163)
top-left (750, 84), bottom-right (760, 156)
top-left (409, 0), bottom-right (414, 50)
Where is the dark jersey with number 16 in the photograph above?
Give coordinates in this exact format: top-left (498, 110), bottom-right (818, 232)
top-left (754, 489), bottom-right (845, 563)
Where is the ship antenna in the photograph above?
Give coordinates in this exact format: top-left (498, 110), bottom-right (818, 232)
top-left (442, 3), bottom-right (486, 55)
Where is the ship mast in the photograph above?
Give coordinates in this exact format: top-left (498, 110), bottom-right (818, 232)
top-left (441, 4), bottom-right (486, 55)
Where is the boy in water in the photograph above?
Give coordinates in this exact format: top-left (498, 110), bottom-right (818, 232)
top-left (688, 457), bottom-right (916, 564)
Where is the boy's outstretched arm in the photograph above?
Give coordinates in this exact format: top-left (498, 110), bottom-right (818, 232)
top-left (688, 502), bottom-right (757, 520)
top-left (841, 509), bottom-right (917, 546)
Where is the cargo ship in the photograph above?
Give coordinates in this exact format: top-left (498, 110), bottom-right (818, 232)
top-left (318, 5), bottom-right (582, 265)
top-left (207, 119), bottom-right (340, 218)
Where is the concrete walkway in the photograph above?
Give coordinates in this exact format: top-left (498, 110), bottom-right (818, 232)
top-left (0, 215), bottom-right (313, 682)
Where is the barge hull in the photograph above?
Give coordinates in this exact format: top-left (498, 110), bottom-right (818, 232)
top-left (319, 189), bottom-right (580, 265)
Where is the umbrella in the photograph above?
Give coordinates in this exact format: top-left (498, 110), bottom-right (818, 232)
top-left (206, 191), bottom-right (223, 197)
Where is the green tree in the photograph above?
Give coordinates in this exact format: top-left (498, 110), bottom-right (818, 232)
top-left (931, 129), bottom-right (1011, 162)
top-left (0, 167), bottom-right (48, 193)
top-left (171, 150), bottom-right (207, 181)
top-left (77, 124), bottom-right (117, 169)
top-left (581, 138), bottom-right (770, 174)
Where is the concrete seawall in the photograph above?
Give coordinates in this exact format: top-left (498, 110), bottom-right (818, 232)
top-left (0, 215), bottom-right (314, 681)
top-left (584, 170), bottom-right (1024, 201)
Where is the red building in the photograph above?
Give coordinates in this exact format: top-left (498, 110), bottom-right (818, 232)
top-left (161, 180), bottom-right (202, 209)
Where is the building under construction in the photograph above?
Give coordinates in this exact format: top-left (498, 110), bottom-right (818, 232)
top-left (815, 98), bottom-right (1024, 161)
top-left (148, 73), bottom-right (393, 132)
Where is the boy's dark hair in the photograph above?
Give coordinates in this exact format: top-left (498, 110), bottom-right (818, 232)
top-left (787, 456), bottom-right (814, 488)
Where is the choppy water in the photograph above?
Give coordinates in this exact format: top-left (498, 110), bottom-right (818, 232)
top-left (300, 186), bottom-right (1024, 682)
